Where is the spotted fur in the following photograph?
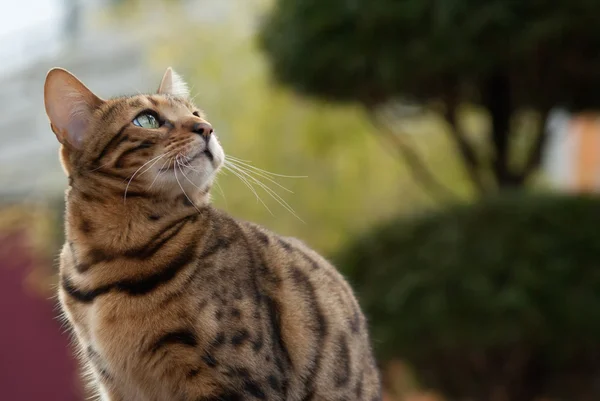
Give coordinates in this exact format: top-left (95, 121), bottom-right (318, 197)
top-left (44, 67), bottom-right (381, 401)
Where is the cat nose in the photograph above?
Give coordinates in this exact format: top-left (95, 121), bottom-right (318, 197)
top-left (193, 122), bottom-right (213, 139)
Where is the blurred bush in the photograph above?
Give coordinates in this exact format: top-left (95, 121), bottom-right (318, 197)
top-left (338, 193), bottom-right (600, 401)
top-left (260, 0), bottom-right (600, 109)
top-left (136, 0), bottom-right (476, 254)
top-left (259, 0), bottom-right (600, 195)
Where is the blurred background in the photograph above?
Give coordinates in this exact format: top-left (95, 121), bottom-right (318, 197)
top-left (2, 0), bottom-right (600, 400)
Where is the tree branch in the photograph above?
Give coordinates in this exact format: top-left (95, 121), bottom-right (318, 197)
top-left (520, 106), bottom-right (552, 180)
top-left (367, 109), bottom-right (460, 203)
top-left (443, 94), bottom-right (489, 195)
top-left (483, 72), bottom-right (515, 188)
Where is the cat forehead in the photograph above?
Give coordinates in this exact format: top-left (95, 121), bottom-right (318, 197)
top-left (100, 94), bottom-right (202, 121)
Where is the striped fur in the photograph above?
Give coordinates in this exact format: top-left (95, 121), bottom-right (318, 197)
top-left (44, 68), bottom-right (381, 401)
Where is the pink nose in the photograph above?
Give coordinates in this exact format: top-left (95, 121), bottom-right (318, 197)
top-left (193, 122), bottom-right (213, 139)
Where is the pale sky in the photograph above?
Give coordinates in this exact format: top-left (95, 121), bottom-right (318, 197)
top-left (1, 0), bottom-right (62, 38)
top-left (0, 0), bottom-right (64, 74)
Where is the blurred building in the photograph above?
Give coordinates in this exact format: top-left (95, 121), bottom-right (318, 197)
top-left (0, 1), bottom-right (150, 400)
top-left (0, 0), bottom-right (152, 200)
top-left (0, 205), bottom-right (82, 401)
top-left (544, 109), bottom-right (600, 193)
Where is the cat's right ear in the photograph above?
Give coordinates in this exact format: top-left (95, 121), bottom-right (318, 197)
top-left (44, 68), bottom-right (104, 149)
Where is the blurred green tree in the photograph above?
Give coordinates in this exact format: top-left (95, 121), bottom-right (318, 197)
top-left (259, 0), bottom-right (600, 196)
top-left (337, 193), bottom-right (600, 401)
top-left (110, 0), bottom-right (465, 254)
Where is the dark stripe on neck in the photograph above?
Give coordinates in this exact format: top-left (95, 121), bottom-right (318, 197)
top-left (61, 239), bottom-right (198, 303)
top-left (62, 275), bottom-right (110, 303)
top-left (333, 334), bottom-right (351, 387)
top-left (91, 168), bottom-right (131, 181)
top-left (264, 295), bottom-right (294, 373)
top-left (76, 248), bottom-right (115, 273)
top-left (289, 266), bottom-right (328, 399)
top-left (76, 189), bottom-right (106, 204)
top-left (120, 191), bottom-right (152, 199)
top-left (196, 392), bottom-right (243, 401)
top-left (72, 211), bottom-right (203, 274)
top-left (124, 213), bottom-right (198, 259)
top-left (149, 329), bottom-right (198, 353)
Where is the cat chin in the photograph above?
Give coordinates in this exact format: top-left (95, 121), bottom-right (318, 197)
top-left (206, 137), bottom-right (225, 169)
top-left (146, 164), bottom-right (214, 197)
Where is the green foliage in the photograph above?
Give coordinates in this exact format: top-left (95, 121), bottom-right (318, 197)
top-left (337, 193), bottom-right (600, 400)
top-left (260, 0), bottom-right (600, 109)
top-left (142, 1), bottom-right (473, 254)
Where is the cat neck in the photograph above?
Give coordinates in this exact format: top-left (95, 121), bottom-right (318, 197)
top-left (64, 181), bottom-right (211, 249)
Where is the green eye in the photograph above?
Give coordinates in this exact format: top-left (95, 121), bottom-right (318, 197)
top-left (133, 113), bottom-right (160, 129)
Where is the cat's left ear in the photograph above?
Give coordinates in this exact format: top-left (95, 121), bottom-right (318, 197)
top-left (157, 67), bottom-right (190, 98)
top-left (44, 68), bottom-right (104, 149)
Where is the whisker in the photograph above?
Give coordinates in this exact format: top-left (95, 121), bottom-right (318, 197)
top-left (222, 165), bottom-right (261, 204)
top-left (226, 163), bottom-right (303, 222)
top-left (214, 180), bottom-right (228, 207)
top-left (225, 160), bottom-right (294, 194)
top-left (174, 156), bottom-right (202, 214)
top-left (224, 155), bottom-right (253, 163)
top-left (148, 158), bottom-right (171, 190)
top-left (177, 156), bottom-right (204, 191)
top-left (124, 153), bottom-right (166, 203)
top-left (125, 153), bottom-right (166, 186)
top-left (178, 156), bottom-right (228, 206)
top-left (189, 93), bottom-right (201, 103)
top-left (88, 159), bottom-right (115, 172)
top-left (187, 84), bottom-right (198, 100)
top-left (223, 165), bottom-right (274, 216)
top-left (226, 156), bottom-right (307, 178)
top-left (177, 157), bottom-right (202, 173)
top-left (129, 85), bottom-right (144, 96)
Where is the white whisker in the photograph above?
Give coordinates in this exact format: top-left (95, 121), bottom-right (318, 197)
top-left (226, 162), bottom-right (303, 222)
top-left (178, 155), bottom-right (227, 206)
top-left (148, 158), bottom-right (171, 190)
top-left (178, 157), bottom-right (202, 173)
top-left (224, 155), bottom-right (253, 163)
top-left (223, 165), bottom-right (261, 203)
top-left (214, 180), bottom-right (228, 207)
top-left (177, 156), bottom-right (204, 191)
top-left (88, 159), bottom-right (115, 172)
top-left (226, 160), bottom-right (294, 194)
top-left (223, 165), bottom-right (274, 216)
top-left (226, 156), bottom-right (307, 178)
top-left (124, 153), bottom-right (166, 203)
top-left (174, 156), bottom-right (202, 214)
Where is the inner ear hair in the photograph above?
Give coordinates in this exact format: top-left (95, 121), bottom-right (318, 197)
top-left (157, 67), bottom-right (190, 98)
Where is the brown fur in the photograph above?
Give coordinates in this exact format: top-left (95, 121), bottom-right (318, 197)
top-left (45, 68), bottom-right (381, 401)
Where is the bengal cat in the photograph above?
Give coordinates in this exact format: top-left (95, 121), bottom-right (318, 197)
top-left (43, 67), bottom-right (381, 401)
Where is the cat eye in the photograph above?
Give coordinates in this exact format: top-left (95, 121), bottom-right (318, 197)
top-left (133, 113), bottom-right (160, 129)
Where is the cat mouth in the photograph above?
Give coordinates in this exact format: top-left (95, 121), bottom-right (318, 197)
top-left (190, 146), bottom-right (216, 163)
top-left (158, 149), bottom-right (215, 172)
top-left (187, 149), bottom-right (213, 163)
top-left (203, 150), bottom-right (214, 162)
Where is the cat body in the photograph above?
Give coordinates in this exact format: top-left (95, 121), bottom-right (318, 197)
top-left (44, 67), bottom-right (381, 401)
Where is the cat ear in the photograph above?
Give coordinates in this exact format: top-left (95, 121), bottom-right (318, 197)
top-left (44, 68), bottom-right (104, 149)
top-left (157, 67), bottom-right (190, 98)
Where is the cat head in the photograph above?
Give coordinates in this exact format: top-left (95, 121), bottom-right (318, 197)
top-left (43, 67), bottom-right (224, 201)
